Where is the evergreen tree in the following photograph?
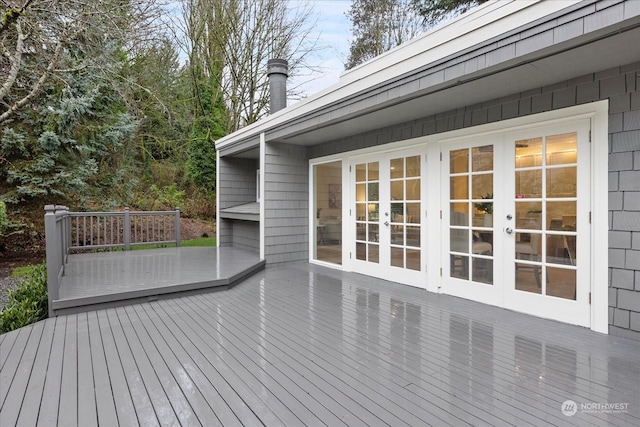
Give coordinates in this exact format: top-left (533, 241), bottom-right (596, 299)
top-left (186, 67), bottom-right (227, 195)
top-left (0, 53), bottom-right (137, 208)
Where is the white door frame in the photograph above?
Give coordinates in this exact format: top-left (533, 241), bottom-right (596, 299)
top-left (309, 101), bottom-right (608, 333)
top-left (347, 148), bottom-right (428, 288)
top-left (436, 102), bottom-right (608, 332)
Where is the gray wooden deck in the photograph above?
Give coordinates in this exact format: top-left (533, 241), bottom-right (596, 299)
top-left (52, 247), bottom-right (264, 315)
top-left (2, 262), bottom-right (639, 426)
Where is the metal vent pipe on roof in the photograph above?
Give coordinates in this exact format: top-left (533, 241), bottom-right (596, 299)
top-left (267, 58), bottom-right (288, 114)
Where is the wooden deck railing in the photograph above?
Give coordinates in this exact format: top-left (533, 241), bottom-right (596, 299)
top-left (44, 205), bottom-right (180, 316)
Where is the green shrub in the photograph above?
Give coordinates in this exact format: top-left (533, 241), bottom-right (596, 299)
top-left (10, 265), bottom-right (35, 278)
top-left (150, 183), bottom-right (185, 210)
top-left (0, 263), bottom-right (48, 334)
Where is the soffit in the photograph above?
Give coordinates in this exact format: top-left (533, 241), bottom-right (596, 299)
top-left (273, 22), bottom-right (640, 146)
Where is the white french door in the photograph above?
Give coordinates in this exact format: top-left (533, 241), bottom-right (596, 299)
top-left (441, 119), bottom-right (591, 327)
top-left (503, 121), bottom-right (591, 326)
top-left (442, 140), bottom-right (502, 306)
top-left (350, 150), bottom-right (426, 287)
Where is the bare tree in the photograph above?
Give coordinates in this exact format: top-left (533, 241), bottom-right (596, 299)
top-left (346, 0), bottom-right (425, 70)
top-left (177, 0), bottom-right (320, 132)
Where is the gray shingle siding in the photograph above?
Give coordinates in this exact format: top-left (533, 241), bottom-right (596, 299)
top-left (308, 61), bottom-right (640, 341)
top-left (231, 220), bottom-right (259, 253)
top-left (263, 142), bottom-right (308, 264)
top-left (218, 157), bottom-right (258, 248)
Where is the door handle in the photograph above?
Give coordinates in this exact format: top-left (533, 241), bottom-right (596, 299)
top-left (384, 221), bottom-right (389, 227)
top-left (505, 227), bottom-right (513, 234)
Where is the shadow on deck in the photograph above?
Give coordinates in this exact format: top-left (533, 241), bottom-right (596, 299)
top-left (52, 247), bottom-right (264, 316)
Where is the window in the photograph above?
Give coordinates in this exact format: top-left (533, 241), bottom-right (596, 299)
top-left (313, 162), bottom-right (342, 265)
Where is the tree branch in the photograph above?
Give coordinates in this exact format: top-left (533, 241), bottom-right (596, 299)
top-left (0, 0), bottom-right (35, 35)
top-left (0, 36), bottom-right (63, 124)
top-left (0, 21), bottom-right (24, 101)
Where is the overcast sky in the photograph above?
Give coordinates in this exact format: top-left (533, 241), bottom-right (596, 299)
top-left (288, 0), bottom-right (352, 102)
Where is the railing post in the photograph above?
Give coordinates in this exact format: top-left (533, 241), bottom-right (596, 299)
top-left (175, 207), bottom-right (181, 247)
top-left (44, 205), bottom-right (59, 317)
top-left (59, 205), bottom-right (70, 263)
top-left (124, 207), bottom-right (131, 251)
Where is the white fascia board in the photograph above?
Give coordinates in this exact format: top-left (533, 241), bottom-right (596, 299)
top-left (216, 0), bottom-right (581, 150)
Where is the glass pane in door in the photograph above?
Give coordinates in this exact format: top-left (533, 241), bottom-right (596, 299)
top-left (514, 133), bottom-right (578, 300)
top-left (449, 146), bottom-right (494, 284)
top-left (355, 162), bottom-right (379, 263)
top-left (390, 155), bottom-right (421, 271)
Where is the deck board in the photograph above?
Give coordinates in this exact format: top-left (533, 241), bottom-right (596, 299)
top-left (136, 304), bottom-right (227, 426)
top-left (88, 310), bottom-right (120, 427)
top-left (161, 298), bottom-right (289, 427)
top-left (105, 308), bottom-right (159, 427)
top-left (95, 310), bottom-right (140, 427)
top-left (0, 327), bottom-right (28, 397)
top-left (0, 328), bottom-right (19, 368)
top-left (176, 295), bottom-right (346, 427)
top-left (77, 312), bottom-right (98, 427)
top-left (114, 306), bottom-right (181, 426)
top-left (1, 321), bottom-right (44, 427)
top-left (145, 301), bottom-right (259, 426)
top-left (160, 297), bottom-right (352, 427)
top-left (176, 293), bottom-right (387, 426)
top-left (2, 261), bottom-right (640, 426)
top-left (17, 318), bottom-right (55, 427)
top-left (58, 315), bottom-right (78, 427)
top-left (35, 317), bottom-right (65, 427)
top-left (127, 304), bottom-right (214, 426)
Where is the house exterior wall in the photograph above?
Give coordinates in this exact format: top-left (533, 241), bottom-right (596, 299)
top-left (309, 62), bottom-right (640, 341)
top-left (263, 142), bottom-right (309, 264)
top-left (230, 220), bottom-right (260, 253)
top-left (217, 157), bottom-right (258, 247)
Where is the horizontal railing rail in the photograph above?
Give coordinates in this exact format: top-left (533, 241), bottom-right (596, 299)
top-left (44, 205), bottom-right (180, 317)
top-left (67, 208), bottom-right (180, 251)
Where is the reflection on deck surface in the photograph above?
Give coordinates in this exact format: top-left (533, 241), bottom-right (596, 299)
top-left (2, 262), bottom-right (638, 426)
